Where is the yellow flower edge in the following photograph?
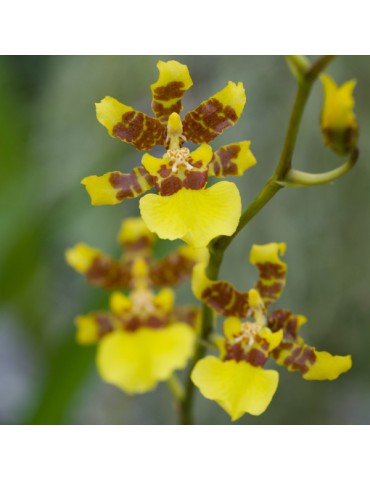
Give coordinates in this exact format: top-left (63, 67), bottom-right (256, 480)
top-left (139, 181), bottom-right (242, 248)
top-left (97, 324), bottom-right (195, 394)
top-left (303, 351), bottom-right (352, 381)
top-left (191, 356), bottom-right (279, 421)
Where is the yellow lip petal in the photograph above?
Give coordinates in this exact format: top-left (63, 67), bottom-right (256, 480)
top-left (139, 181), bottom-right (241, 248)
top-left (191, 356), bottom-right (279, 420)
top-left (96, 324), bottom-right (195, 394)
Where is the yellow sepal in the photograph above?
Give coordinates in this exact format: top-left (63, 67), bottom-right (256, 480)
top-left (303, 351), bottom-right (352, 381)
top-left (81, 173), bottom-right (121, 206)
top-left (214, 81), bottom-right (246, 118)
top-left (118, 217), bottom-right (154, 245)
top-left (96, 96), bottom-right (132, 136)
top-left (75, 315), bottom-right (100, 345)
top-left (65, 243), bottom-right (100, 273)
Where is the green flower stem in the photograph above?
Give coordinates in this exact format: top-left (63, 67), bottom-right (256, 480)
top-left (167, 374), bottom-right (185, 401)
top-left (280, 148), bottom-right (359, 187)
top-left (178, 55), bottom-right (346, 425)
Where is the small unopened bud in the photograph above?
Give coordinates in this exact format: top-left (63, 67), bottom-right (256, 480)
top-left (320, 74), bottom-right (358, 155)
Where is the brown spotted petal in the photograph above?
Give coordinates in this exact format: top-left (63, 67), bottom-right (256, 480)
top-left (192, 263), bottom-right (250, 317)
top-left (96, 96), bottom-right (166, 150)
top-left (151, 60), bottom-right (193, 123)
top-left (268, 309), bottom-right (352, 380)
top-left (249, 243), bottom-right (287, 308)
top-left (183, 81), bottom-right (246, 144)
top-left (81, 166), bottom-right (154, 206)
top-left (66, 243), bottom-right (131, 289)
top-left (151, 247), bottom-right (204, 287)
top-left (208, 141), bottom-right (257, 177)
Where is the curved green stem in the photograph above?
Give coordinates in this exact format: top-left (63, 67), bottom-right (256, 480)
top-left (177, 55), bottom-right (356, 425)
top-left (281, 148), bottom-right (358, 187)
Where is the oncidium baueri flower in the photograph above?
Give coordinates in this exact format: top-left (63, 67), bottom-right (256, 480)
top-left (191, 243), bottom-right (352, 421)
top-left (320, 74), bottom-right (358, 155)
top-left (66, 218), bottom-right (204, 394)
top-left (82, 60), bottom-right (256, 248)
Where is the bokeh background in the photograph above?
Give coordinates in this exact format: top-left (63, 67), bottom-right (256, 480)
top-left (0, 56), bottom-right (369, 425)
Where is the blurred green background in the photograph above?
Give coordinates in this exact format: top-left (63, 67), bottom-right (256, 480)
top-left (0, 56), bottom-right (369, 425)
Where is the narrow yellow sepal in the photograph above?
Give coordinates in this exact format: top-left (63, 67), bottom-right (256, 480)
top-left (249, 242), bottom-right (287, 267)
top-left (81, 173), bottom-right (121, 206)
top-left (151, 60), bottom-right (193, 95)
top-left (118, 217), bottom-right (155, 245)
top-left (213, 81), bottom-right (246, 118)
top-left (303, 351), bottom-right (352, 381)
top-left (154, 288), bottom-right (175, 312)
top-left (75, 315), bottom-right (100, 345)
top-left (65, 243), bottom-right (101, 273)
top-left (191, 356), bottom-right (279, 420)
top-left (191, 263), bottom-right (213, 301)
top-left (139, 181), bottom-right (241, 248)
top-left (96, 96), bottom-right (132, 136)
top-left (109, 291), bottom-right (132, 315)
top-left (97, 324), bottom-right (195, 394)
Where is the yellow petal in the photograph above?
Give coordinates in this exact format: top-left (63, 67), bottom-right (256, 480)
top-left (223, 317), bottom-right (242, 340)
top-left (191, 357), bottom-right (279, 420)
top-left (97, 324), bottom-right (195, 394)
top-left (154, 288), bottom-right (175, 312)
top-left (303, 351), bottom-right (352, 381)
top-left (109, 291), bottom-right (132, 315)
top-left (209, 141), bottom-right (256, 177)
top-left (75, 315), bottom-right (100, 345)
top-left (151, 60), bottom-right (193, 123)
top-left (118, 217), bottom-right (155, 246)
top-left (82, 167), bottom-right (153, 206)
top-left (65, 243), bottom-right (101, 273)
top-left (140, 181), bottom-right (241, 248)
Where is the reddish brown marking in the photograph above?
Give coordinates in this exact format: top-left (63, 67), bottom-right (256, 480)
top-left (153, 81), bottom-right (186, 101)
top-left (183, 98), bottom-right (238, 143)
top-left (268, 309), bottom-right (300, 341)
top-left (158, 164), bottom-right (172, 178)
top-left (150, 251), bottom-right (198, 287)
top-left (152, 100), bottom-right (182, 123)
top-left (224, 343), bottom-right (267, 367)
top-left (122, 236), bottom-right (153, 253)
top-left (211, 144), bottom-right (241, 176)
top-left (113, 111), bottom-right (165, 150)
top-left (172, 307), bottom-right (199, 328)
top-left (87, 257), bottom-right (131, 289)
top-left (96, 314), bottom-right (115, 338)
top-left (109, 167), bottom-right (153, 201)
top-left (183, 170), bottom-right (208, 190)
top-left (283, 345), bottom-right (316, 374)
top-left (160, 176), bottom-right (183, 196)
top-left (202, 283), bottom-right (249, 317)
top-left (256, 262), bottom-right (285, 280)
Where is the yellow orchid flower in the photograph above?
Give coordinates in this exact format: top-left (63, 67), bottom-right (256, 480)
top-left (191, 243), bottom-right (352, 420)
top-left (66, 218), bottom-right (203, 394)
top-left (82, 60), bottom-right (257, 248)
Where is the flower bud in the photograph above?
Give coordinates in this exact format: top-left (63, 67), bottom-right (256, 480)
top-left (320, 74), bottom-right (358, 155)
